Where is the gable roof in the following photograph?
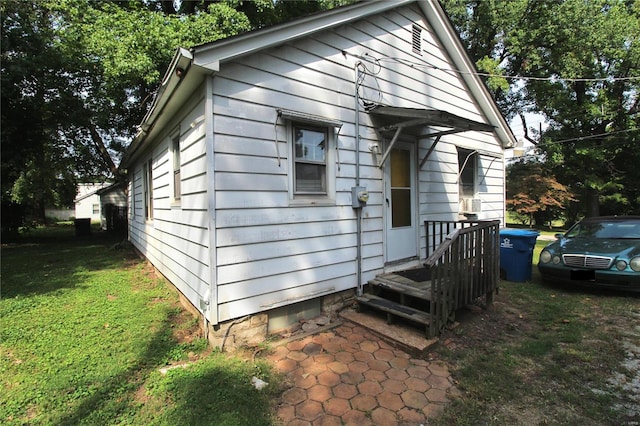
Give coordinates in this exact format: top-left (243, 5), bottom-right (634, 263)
top-left (123, 0), bottom-right (515, 166)
top-left (96, 182), bottom-right (125, 196)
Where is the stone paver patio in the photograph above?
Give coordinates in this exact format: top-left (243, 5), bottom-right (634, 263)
top-left (268, 321), bottom-right (458, 425)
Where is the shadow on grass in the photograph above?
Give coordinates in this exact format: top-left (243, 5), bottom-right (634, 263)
top-left (537, 278), bottom-right (640, 299)
top-left (51, 314), bottom-right (178, 425)
top-left (51, 305), bottom-right (276, 425)
top-left (3, 224), bottom-right (277, 425)
top-left (1, 225), bottom-right (135, 299)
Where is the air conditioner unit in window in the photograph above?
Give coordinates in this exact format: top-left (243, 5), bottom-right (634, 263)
top-left (462, 198), bottom-right (482, 214)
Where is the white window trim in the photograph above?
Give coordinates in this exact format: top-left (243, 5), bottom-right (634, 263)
top-left (170, 129), bottom-right (181, 206)
top-left (287, 120), bottom-right (337, 206)
top-left (457, 147), bottom-right (478, 199)
top-left (143, 158), bottom-right (154, 222)
top-left (133, 169), bottom-right (140, 222)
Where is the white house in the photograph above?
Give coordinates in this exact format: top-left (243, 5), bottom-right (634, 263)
top-left (96, 183), bottom-right (127, 231)
top-left (74, 182), bottom-right (110, 222)
top-left (122, 0), bottom-right (516, 348)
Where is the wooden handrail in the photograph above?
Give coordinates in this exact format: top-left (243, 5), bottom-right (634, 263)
top-left (424, 229), bottom-right (459, 267)
top-left (423, 220), bottom-right (501, 337)
top-left (424, 220), bottom-right (499, 266)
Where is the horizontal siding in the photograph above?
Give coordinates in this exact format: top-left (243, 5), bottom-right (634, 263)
top-left (128, 88), bottom-right (212, 314)
top-left (218, 247), bottom-right (356, 289)
top-left (125, 4), bottom-right (507, 323)
top-left (218, 274), bottom-right (356, 320)
top-left (217, 219), bottom-right (356, 247)
top-left (101, 190), bottom-right (126, 206)
top-left (211, 3), bottom-right (505, 321)
top-left (217, 233), bottom-right (355, 266)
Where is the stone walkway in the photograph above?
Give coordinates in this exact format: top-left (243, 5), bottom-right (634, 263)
top-left (267, 321), bottom-right (458, 425)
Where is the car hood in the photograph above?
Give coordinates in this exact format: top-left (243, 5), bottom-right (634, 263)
top-left (556, 238), bottom-right (640, 258)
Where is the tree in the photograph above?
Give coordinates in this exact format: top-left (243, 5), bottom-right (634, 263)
top-left (506, 158), bottom-right (576, 227)
top-left (1, 1), bottom-right (80, 218)
top-left (442, 0), bottom-right (640, 217)
top-left (2, 0), bottom-right (353, 222)
top-left (1, 0), bottom-right (251, 220)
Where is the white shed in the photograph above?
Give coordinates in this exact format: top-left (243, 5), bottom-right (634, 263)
top-left (96, 182), bottom-right (127, 231)
top-left (122, 0), bottom-right (516, 347)
top-left (74, 182), bottom-right (110, 222)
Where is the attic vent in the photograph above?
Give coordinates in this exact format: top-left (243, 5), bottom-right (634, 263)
top-left (412, 24), bottom-right (422, 54)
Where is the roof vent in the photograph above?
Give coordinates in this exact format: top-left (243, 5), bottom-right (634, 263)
top-left (412, 24), bottom-right (422, 55)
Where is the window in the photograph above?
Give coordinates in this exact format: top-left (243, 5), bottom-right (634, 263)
top-left (144, 159), bottom-right (153, 220)
top-left (293, 123), bottom-right (329, 195)
top-left (458, 148), bottom-right (477, 198)
top-left (132, 171), bottom-right (138, 218)
top-left (280, 109), bottom-right (339, 204)
top-left (92, 204), bottom-right (99, 215)
top-left (390, 148), bottom-right (412, 228)
top-left (171, 133), bottom-right (181, 201)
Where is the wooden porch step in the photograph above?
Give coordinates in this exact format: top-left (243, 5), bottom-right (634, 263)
top-left (356, 294), bottom-right (430, 326)
top-left (369, 275), bottom-right (431, 301)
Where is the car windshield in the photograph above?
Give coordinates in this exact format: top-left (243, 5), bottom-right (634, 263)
top-left (565, 219), bottom-right (640, 239)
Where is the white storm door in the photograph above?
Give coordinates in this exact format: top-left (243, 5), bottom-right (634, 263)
top-left (385, 143), bottom-right (417, 263)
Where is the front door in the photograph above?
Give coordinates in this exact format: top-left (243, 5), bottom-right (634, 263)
top-left (385, 143), bottom-right (417, 263)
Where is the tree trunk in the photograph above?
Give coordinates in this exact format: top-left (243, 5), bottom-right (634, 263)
top-left (585, 188), bottom-right (600, 218)
top-left (88, 123), bottom-right (118, 177)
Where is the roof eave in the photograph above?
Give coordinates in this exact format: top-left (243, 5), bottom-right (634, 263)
top-left (192, 0), bottom-right (415, 69)
top-left (122, 48), bottom-right (196, 168)
top-left (417, 1), bottom-right (517, 149)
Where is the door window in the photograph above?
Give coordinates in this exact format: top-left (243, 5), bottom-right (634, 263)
top-left (390, 148), bottom-right (411, 228)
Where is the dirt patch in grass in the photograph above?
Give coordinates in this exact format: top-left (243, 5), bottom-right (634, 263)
top-left (441, 300), bottom-right (536, 350)
top-left (432, 283), bottom-right (640, 425)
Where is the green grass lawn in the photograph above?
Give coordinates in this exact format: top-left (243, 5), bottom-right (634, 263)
top-left (3, 223), bottom-right (638, 425)
top-left (434, 230), bottom-right (640, 425)
top-left (1, 225), bottom-right (280, 425)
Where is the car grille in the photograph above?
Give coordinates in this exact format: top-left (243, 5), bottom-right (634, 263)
top-left (562, 254), bottom-right (613, 269)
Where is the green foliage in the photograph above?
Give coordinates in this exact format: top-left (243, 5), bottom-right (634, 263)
top-left (442, 0), bottom-right (640, 216)
top-left (0, 225), bottom-right (279, 425)
top-left (435, 278), bottom-right (637, 425)
top-left (0, 0), bottom-right (249, 217)
top-left (506, 158), bottom-right (576, 227)
top-left (2, 0), bottom-right (349, 218)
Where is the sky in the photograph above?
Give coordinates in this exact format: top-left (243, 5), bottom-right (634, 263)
top-left (506, 112), bottom-right (548, 158)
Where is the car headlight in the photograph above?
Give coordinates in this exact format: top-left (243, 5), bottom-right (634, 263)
top-left (616, 260), bottom-right (628, 271)
top-left (630, 257), bottom-right (640, 272)
top-left (540, 250), bottom-right (552, 263)
top-left (553, 256), bottom-right (561, 264)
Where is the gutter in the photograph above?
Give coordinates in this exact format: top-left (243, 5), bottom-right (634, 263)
top-left (122, 48), bottom-right (193, 167)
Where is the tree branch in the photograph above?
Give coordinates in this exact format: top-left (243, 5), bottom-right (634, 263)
top-left (518, 112), bottom-right (538, 145)
top-left (87, 123), bottom-right (118, 178)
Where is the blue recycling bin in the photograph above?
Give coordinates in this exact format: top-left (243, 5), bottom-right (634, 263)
top-left (499, 229), bottom-right (540, 282)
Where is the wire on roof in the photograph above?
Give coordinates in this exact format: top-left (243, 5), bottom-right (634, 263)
top-left (345, 51), bottom-right (640, 83)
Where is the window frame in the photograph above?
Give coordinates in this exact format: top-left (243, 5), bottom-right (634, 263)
top-left (143, 158), bottom-right (154, 221)
top-left (287, 120), bottom-right (336, 205)
top-left (457, 148), bottom-right (477, 199)
top-left (170, 130), bottom-right (181, 204)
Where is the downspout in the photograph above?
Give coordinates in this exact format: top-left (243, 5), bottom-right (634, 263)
top-left (205, 74), bottom-right (219, 333)
top-left (355, 61), bottom-right (363, 297)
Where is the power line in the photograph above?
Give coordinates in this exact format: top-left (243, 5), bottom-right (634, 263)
top-left (534, 129), bottom-right (637, 146)
top-left (372, 54), bottom-right (640, 83)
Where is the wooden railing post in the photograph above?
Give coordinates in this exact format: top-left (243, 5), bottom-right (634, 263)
top-left (424, 220), bottom-right (501, 337)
